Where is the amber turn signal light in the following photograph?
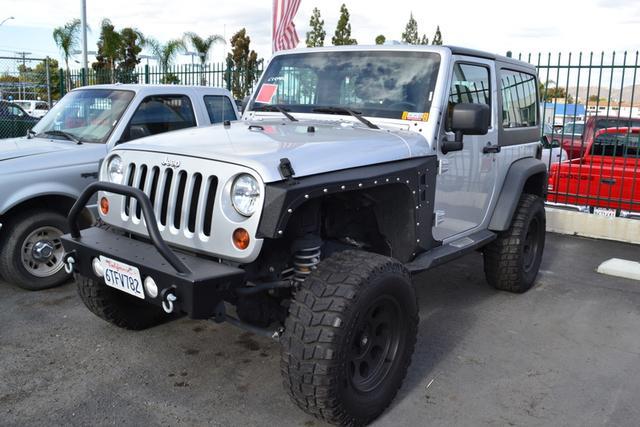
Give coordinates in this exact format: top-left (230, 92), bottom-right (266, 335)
top-left (233, 228), bottom-right (250, 250)
top-left (100, 197), bottom-right (109, 215)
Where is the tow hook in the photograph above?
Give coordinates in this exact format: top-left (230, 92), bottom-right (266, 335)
top-left (64, 252), bottom-right (76, 274)
top-left (161, 287), bottom-right (177, 313)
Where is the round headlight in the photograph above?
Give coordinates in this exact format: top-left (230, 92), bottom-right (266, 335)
top-left (107, 155), bottom-right (124, 184)
top-left (231, 174), bottom-right (260, 217)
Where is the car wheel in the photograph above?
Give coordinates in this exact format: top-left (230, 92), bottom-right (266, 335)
top-left (483, 193), bottom-right (546, 293)
top-left (280, 250), bottom-right (418, 425)
top-left (0, 209), bottom-right (70, 290)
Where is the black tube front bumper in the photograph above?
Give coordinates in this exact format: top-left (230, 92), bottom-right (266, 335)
top-left (60, 182), bottom-right (245, 319)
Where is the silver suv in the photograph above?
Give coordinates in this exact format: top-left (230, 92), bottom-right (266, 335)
top-left (62, 46), bottom-right (547, 425)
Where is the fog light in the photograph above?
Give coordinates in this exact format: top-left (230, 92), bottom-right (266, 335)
top-left (144, 276), bottom-right (159, 298)
top-left (233, 228), bottom-right (250, 250)
top-left (100, 197), bottom-right (109, 215)
top-left (92, 257), bottom-right (104, 277)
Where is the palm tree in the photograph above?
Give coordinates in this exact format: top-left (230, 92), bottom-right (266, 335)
top-left (146, 38), bottom-right (186, 84)
top-left (184, 32), bottom-right (224, 85)
top-left (52, 18), bottom-right (81, 91)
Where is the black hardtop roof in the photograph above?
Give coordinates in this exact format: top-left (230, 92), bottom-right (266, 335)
top-left (446, 45), bottom-right (535, 70)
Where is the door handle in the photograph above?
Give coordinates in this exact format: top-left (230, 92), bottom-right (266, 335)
top-left (81, 172), bottom-right (99, 179)
top-left (482, 143), bottom-right (501, 154)
top-left (600, 178), bottom-right (616, 185)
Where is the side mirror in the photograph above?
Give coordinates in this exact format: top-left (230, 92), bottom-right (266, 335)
top-left (442, 103), bottom-right (490, 154)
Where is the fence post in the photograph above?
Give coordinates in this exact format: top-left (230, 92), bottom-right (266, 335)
top-left (59, 68), bottom-right (65, 97)
top-left (506, 51), bottom-right (512, 58)
top-left (225, 63), bottom-right (232, 92)
top-left (144, 64), bottom-right (149, 84)
top-left (45, 57), bottom-right (52, 107)
top-left (81, 68), bottom-right (87, 86)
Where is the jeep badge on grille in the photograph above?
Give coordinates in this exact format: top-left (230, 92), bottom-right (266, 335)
top-left (161, 157), bottom-right (181, 169)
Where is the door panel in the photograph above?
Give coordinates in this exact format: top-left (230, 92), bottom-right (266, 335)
top-left (433, 58), bottom-right (499, 241)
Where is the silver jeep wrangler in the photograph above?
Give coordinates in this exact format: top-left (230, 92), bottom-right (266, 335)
top-left (62, 46), bottom-right (547, 425)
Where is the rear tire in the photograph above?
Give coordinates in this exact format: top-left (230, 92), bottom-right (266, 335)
top-left (484, 193), bottom-right (546, 293)
top-left (76, 274), bottom-right (169, 330)
top-left (0, 209), bottom-right (70, 290)
top-left (280, 250), bottom-right (418, 426)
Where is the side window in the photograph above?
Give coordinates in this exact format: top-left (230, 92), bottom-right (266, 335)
top-left (123, 95), bottom-right (196, 142)
top-left (449, 63), bottom-right (491, 105)
top-left (203, 95), bottom-right (237, 124)
top-left (8, 105), bottom-right (25, 117)
top-left (500, 70), bottom-right (538, 128)
top-left (448, 63), bottom-right (490, 128)
top-left (36, 103), bottom-right (49, 111)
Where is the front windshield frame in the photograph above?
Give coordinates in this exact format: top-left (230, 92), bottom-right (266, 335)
top-left (249, 50), bottom-right (442, 121)
top-left (31, 88), bottom-right (135, 144)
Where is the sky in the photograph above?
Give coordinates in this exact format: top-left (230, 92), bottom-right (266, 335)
top-left (0, 0), bottom-right (639, 67)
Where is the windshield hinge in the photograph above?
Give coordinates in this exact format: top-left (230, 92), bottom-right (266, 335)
top-left (279, 158), bottom-right (297, 185)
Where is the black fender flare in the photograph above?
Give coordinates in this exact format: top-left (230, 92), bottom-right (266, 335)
top-left (488, 157), bottom-right (547, 231)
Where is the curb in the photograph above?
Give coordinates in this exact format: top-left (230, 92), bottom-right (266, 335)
top-left (546, 207), bottom-right (640, 245)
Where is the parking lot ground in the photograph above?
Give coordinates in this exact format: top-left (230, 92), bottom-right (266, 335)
top-left (1, 232), bottom-right (639, 427)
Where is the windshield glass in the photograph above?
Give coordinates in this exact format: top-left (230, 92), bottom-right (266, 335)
top-left (250, 50), bottom-right (441, 120)
top-left (32, 89), bottom-right (134, 143)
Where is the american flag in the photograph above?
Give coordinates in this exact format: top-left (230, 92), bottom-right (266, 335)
top-left (272, 0), bottom-right (301, 52)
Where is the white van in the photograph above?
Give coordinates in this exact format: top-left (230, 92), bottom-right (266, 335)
top-left (13, 100), bottom-right (50, 118)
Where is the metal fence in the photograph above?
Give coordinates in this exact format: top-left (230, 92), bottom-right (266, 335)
top-left (512, 51), bottom-right (640, 217)
top-left (0, 56), bottom-right (53, 139)
top-left (61, 61), bottom-right (264, 99)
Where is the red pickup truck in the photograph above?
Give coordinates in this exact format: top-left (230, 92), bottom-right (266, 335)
top-left (554, 116), bottom-right (640, 159)
top-left (548, 127), bottom-right (640, 214)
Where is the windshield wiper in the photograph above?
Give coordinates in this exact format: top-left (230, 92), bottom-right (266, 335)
top-left (311, 106), bottom-right (379, 130)
top-left (252, 104), bottom-right (298, 122)
top-left (39, 130), bottom-right (82, 144)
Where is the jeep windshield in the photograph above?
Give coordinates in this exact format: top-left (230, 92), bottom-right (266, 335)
top-left (30, 89), bottom-right (134, 143)
top-left (250, 50), bottom-right (441, 121)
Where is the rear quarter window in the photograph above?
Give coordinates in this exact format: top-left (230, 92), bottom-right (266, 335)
top-left (203, 95), bottom-right (237, 123)
top-left (500, 70), bottom-right (538, 128)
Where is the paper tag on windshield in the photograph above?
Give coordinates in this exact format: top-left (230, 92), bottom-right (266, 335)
top-left (402, 112), bottom-right (429, 122)
top-left (255, 84), bottom-right (278, 103)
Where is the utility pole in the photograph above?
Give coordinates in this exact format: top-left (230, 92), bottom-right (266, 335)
top-left (80, 0), bottom-right (88, 85)
top-left (14, 51), bottom-right (31, 99)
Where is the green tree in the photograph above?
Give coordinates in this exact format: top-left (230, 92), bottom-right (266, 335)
top-left (544, 86), bottom-right (574, 104)
top-left (226, 29), bottom-right (260, 99)
top-left (117, 27), bottom-right (145, 83)
top-left (147, 38), bottom-right (187, 84)
top-left (93, 19), bottom-right (122, 83)
top-left (375, 34), bottom-right (386, 45)
top-left (332, 4), bottom-right (357, 45)
top-left (184, 32), bottom-right (225, 85)
top-left (306, 7), bottom-right (326, 47)
top-left (401, 13), bottom-right (419, 44)
top-left (432, 26), bottom-right (443, 45)
top-left (52, 18), bottom-right (81, 91)
top-left (420, 34), bottom-right (429, 45)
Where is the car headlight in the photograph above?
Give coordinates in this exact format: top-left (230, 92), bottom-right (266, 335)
top-left (231, 174), bottom-right (260, 217)
top-left (107, 155), bottom-right (124, 184)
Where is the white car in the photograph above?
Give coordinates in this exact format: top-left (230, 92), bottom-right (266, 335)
top-left (13, 100), bottom-right (50, 118)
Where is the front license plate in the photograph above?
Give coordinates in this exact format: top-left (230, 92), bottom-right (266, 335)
top-left (593, 207), bottom-right (616, 217)
top-left (100, 256), bottom-right (144, 299)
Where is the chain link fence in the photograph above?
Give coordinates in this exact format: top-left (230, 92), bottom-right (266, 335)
top-left (0, 56), bottom-right (53, 139)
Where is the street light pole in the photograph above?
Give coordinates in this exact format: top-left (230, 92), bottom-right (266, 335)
top-left (80, 0), bottom-right (88, 85)
top-left (0, 16), bottom-right (15, 26)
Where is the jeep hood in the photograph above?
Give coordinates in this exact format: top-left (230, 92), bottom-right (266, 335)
top-left (116, 119), bottom-right (429, 182)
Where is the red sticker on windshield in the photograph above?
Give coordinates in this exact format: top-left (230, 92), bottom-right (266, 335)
top-left (256, 84), bottom-right (278, 103)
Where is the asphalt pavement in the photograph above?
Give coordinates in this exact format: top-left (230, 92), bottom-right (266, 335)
top-left (1, 232), bottom-right (639, 426)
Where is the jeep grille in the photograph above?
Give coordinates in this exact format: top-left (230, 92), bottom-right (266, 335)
top-left (99, 151), bottom-right (265, 263)
top-left (123, 164), bottom-right (218, 237)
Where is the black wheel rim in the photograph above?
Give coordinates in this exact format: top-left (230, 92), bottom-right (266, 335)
top-left (522, 216), bottom-right (540, 273)
top-left (347, 295), bottom-right (402, 393)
